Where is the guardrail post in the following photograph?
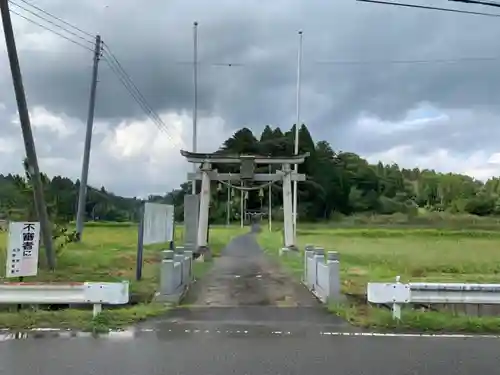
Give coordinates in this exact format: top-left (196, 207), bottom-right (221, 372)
top-left (327, 251), bottom-right (341, 302)
top-left (393, 276), bottom-right (402, 320)
top-left (93, 303), bottom-right (102, 317)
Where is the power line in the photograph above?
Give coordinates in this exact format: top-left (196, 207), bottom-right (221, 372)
top-left (13, 0), bottom-right (94, 38)
top-left (101, 45), bottom-right (172, 136)
top-left (100, 46), bottom-right (183, 146)
top-left (9, 0), bottom-right (95, 46)
top-left (449, 0), bottom-right (500, 8)
top-left (169, 56), bottom-right (500, 67)
top-left (9, 8), bottom-right (94, 52)
top-left (313, 56), bottom-right (500, 65)
top-left (356, 0), bottom-right (500, 17)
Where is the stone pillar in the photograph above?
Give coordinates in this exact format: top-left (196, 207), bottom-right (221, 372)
top-left (282, 163), bottom-right (295, 248)
top-left (184, 195), bottom-right (199, 252)
top-left (197, 162), bottom-right (212, 260)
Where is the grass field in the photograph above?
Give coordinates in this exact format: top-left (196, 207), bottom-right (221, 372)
top-left (258, 226), bottom-right (500, 333)
top-left (0, 223), bottom-right (245, 331)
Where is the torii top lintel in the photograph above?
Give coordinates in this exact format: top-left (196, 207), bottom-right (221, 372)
top-left (180, 150), bottom-right (310, 165)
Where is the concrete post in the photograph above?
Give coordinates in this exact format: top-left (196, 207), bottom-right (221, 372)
top-left (162, 250), bottom-right (174, 260)
top-left (160, 259), bottom-right (175, 296)
top-left (327, 251), bottom-right (341, 302)
top-left (314, 247), bottom-right (325, 257)
top-left (282, 163), bottom-right (294, 248)
top-left (303, 248), bottom-right (310, 283)
top-left (184, 194), bottom-right (200, 252)
top-left (173, 253), bottom-right (185, 287)
top-left (184, 250), bottom-right (193, 281)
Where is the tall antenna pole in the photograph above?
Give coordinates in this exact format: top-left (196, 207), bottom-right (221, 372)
top-left (226, 183), bottom-right (230, 226)
top-left (292, 30), bottom-right (303, 239)
top-left (268, 164), bottom-right (272, 232)
top-left (240, 182), bottom-right (244, 228)
top-left (76, 34), bottom-right (102, 241)
top-left (0, 0), bottom-right (55, 269)
top-left (191, 21), bottom-right (199, 195)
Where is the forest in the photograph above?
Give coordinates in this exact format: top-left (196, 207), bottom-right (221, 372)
top-left (1, 124), bottom-right (500, 223)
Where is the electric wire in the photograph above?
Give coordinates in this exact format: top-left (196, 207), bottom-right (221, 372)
top-left (356, 0), bottom-right (500, 17)
top-left (9, 0), bottom-right (94, 46)
top-left (14, 0), bottom-right (95, 37)
top-left (8, 8), bottom-right (94, 52)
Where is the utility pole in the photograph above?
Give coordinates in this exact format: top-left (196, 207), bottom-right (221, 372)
top-left (292, 30), bottom-right (303, 239)
top-left (0, 0), bottom-right (55, 269)
top-left (268, 164), bottom-right (272, 232)
top-left (76, 34), bottom-right (102, 241)
top-left (191, 21), bottom-right (199, 194)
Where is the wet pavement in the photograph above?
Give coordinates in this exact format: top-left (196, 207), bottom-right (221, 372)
top-left (1, 226), bottom-right (499, 374)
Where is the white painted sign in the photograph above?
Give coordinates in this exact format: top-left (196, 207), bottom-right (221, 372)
top-left (143, 203), bottom-right (174, 245)
top-left (5, 222), bottom-right (40, 278)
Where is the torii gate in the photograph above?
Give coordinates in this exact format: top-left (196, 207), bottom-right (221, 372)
top-left (181, 150), bottom-right (309, 257)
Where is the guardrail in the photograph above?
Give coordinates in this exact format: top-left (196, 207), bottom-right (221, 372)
top-left (302, 246), bottom-right (341, 304)
top-left (367, 276), bottom-right (500, 319)
top-left (0, 281), bottom-right (129, 317)
top-left (156, 248), bottom-right (194, 303)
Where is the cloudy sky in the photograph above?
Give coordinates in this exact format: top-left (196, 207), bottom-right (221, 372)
top-left (1, 0), bottom-right (500, 197)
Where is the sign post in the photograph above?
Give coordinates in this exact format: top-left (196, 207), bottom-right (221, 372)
top-left (5, 222), bottom-right (40, 278)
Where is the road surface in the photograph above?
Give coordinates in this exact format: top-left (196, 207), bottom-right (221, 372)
top-left (0, 227), bottom-right (499, 374)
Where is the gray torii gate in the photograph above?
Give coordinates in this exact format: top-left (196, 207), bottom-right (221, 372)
top-left (181, 150), bottom-right (309, 257)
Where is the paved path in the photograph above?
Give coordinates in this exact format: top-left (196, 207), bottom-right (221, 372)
top-left (0, 227), bottom-right (499, 374)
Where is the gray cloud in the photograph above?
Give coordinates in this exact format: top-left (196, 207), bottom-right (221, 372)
top-left (1, 0), bottom-right (500, 195)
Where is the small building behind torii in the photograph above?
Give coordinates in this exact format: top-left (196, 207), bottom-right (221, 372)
top-left (181, 150), bottom-right (309, 258)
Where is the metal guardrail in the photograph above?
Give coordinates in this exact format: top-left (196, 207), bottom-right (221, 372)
top-left (0, 281), bottom-right (129, 317)
top-left (367, 276), bottom-right (500, 319)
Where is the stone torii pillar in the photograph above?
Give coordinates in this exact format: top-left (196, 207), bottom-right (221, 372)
top-left (197, 162), bottom-right (211, 258)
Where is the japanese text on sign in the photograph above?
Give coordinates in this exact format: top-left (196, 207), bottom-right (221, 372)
top-left (5, 222), bottom-right (40, 278)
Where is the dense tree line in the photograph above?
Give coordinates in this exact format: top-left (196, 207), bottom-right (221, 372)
top-left (163, 124), bottom-right (500, 222)
top-left (0, 170), bottom-right (139, 223)
top-left (2, 124), bottom-right (500, 224)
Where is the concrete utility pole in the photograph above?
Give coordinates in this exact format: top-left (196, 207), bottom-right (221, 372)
top-left (0, 0), bottom-right (55, 269)
top-left (293, 30), bottom-right (303, 238)
top-left (191, 21), bottom-right (199, 195)
top-left (76, 34), bottom-right (102, 241)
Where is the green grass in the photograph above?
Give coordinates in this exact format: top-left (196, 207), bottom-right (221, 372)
top-left (258, 226), bottom-right (500, 333)
top-left (0, 224), bottom-right (245, 331)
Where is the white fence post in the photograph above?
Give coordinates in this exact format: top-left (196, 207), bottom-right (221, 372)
top-left (392, 276), bottom-right (402, 320)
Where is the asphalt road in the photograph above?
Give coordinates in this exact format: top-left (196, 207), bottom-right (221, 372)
top-left (0, 227), bottom-right (499, 374)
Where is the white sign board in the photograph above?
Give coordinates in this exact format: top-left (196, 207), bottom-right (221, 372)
top-left (5, 222), bottom-right (40, 278)
top-left (143, 203), bottom-right (174, 245)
